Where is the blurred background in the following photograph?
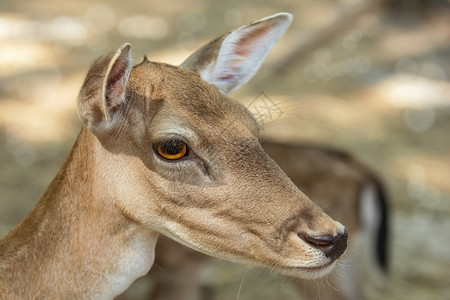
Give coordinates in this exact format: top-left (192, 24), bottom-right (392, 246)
top-left (0, 0), bottom-right (449, 299)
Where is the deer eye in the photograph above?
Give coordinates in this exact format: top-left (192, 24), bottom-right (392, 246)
top-left (155, 139), bottom-right (189, 160)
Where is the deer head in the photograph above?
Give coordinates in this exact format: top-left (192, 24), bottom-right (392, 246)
top-left (77, 13), bottom-right (346, 280)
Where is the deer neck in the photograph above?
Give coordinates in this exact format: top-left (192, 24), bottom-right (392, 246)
top-left (0, 126), bottom-right (159, 299)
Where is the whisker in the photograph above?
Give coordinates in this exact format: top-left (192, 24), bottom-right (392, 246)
top-left (236, 269), bottom-right (249, 300)
top-left (152, 263), bottom-right (164, 271)
top-left (325, 272), bottom-right (341, 293)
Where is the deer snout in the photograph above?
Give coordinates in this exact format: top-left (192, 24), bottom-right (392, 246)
top-left (298, 229), bottom-right (348, 260)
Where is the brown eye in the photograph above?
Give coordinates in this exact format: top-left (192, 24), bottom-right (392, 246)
top-left (156, 139), bottom-right (188, 160)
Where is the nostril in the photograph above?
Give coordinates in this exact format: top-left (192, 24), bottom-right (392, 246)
top-left (298, 230), bottom-right (348, 260)
top-left (299, 234), bottom-right (335, 249)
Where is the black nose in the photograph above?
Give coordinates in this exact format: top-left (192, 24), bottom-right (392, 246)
top-left (299, 230), bottom-right (348, 260)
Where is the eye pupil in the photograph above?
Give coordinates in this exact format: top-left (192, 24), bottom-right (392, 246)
top-left (156, 139), bottom-right (188, 160)
top-left (164, 140), bottom-right (184, 155)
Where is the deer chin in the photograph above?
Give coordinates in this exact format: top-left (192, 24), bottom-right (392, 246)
top-left (214, 252), bottom-right (337, 281)
top-left (229, 251), bottom-right (338, 280)
top-left (277, 259), bottom-right (337, 280)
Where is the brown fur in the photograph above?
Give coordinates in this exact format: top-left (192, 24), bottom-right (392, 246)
top-left (0, 14), bottom-right (347, 299)
top-left (142, 141), bottom-right (385, 300)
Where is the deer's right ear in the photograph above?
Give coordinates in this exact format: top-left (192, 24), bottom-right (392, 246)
top-left (78, 43), bottom-right (132, 135)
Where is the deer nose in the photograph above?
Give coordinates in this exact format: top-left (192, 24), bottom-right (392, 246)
top-left (298, 230), bottom-right (348, 260)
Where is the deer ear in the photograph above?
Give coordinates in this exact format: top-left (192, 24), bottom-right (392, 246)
top-left (78, 43), bottom-right (132, 135)
top-left (180, 13), bottom-right (292, 94)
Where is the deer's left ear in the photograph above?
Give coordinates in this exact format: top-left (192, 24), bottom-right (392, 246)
top-left (181, 13), bottom-right (293, 94)
top-left (78, 43), bottom-right (132, 135)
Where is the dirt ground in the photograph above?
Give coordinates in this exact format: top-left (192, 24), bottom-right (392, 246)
top-left (0, 0), bottom-right (449, 299)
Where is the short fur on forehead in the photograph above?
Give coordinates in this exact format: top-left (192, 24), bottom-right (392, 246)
top-left (128, 60), bottom-right (261, 136)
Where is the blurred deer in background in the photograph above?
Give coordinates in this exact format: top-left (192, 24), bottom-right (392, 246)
top-left (0, 13), bottom-right (353, 299)
top-left (139, 141), bottom-right (389, 300)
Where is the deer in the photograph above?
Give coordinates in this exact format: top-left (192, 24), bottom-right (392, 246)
top-left (0, 13), bottom-right (349, 299)
top-left (141, 141), bottom-right (389, 300)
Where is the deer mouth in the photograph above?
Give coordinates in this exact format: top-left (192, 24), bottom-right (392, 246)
top-left (264, 232), bottom-right (345, 279)
top-left (278, 259), bottom-right (337, 279)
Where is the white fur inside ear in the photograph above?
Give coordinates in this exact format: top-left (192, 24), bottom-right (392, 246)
top-left (205, 13), bottom-right (292, 94)
top-left (101, 43), bottom-right (132, 122)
